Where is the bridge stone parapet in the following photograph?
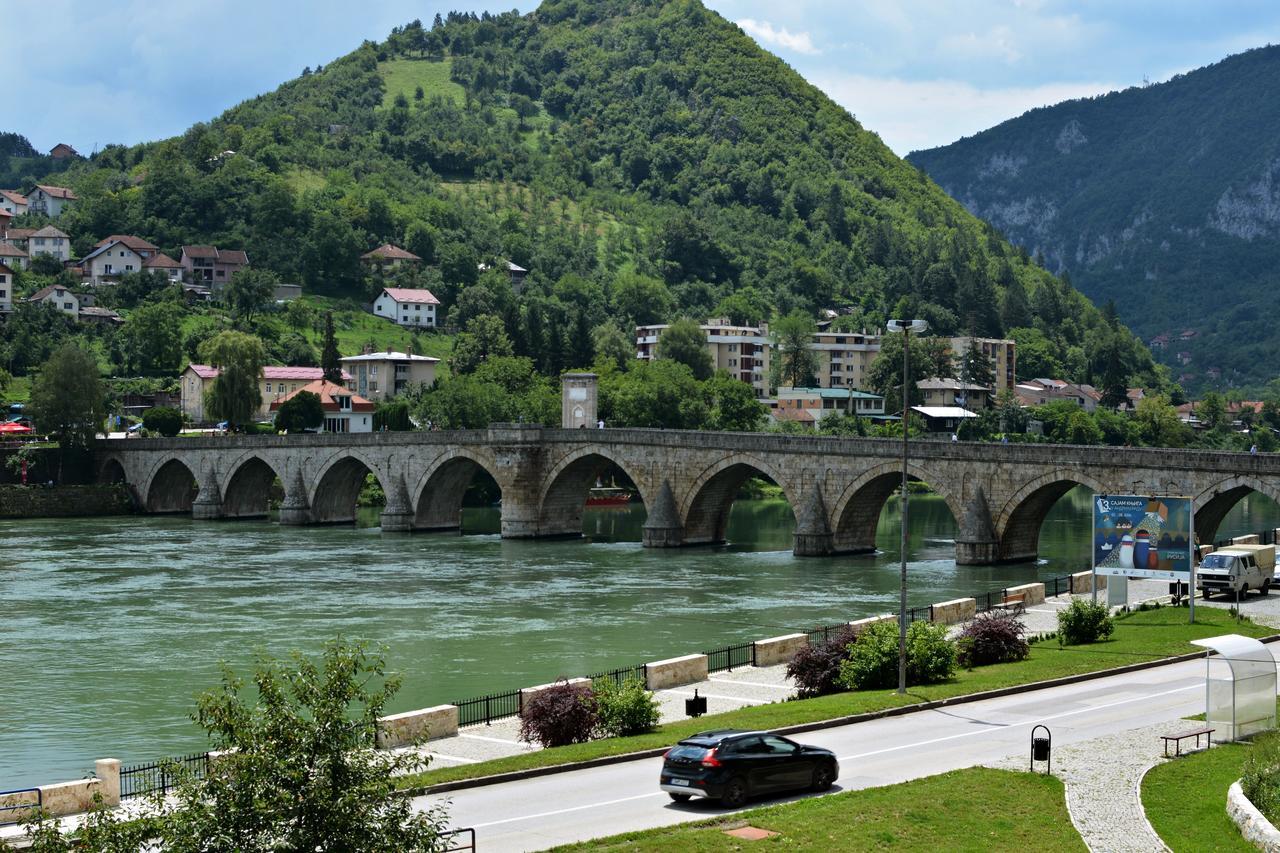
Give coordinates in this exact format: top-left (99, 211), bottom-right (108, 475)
top-left (95, 428), bottom-right (1280, 566)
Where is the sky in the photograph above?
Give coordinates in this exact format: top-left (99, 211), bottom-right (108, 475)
top-left (6, 1), bottom-right (1280, 157)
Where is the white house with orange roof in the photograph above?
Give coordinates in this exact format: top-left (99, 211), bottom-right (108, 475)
top-left (0, 190), bottom-right (28, 217)
top-left (180, 364), bottom-right (352, 423)
top-left (27, 225), bottom-right (71, 262)
top-left (372, 287), bottom-right (439, 327)
top-left (0, 241), bottom-right (28, 270)
top-left (269, 380), bottom-right (375, 433)
top-left (26, 185), bottom-right (77, 217)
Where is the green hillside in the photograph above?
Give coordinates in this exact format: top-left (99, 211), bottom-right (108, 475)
top-left (908, 45), bottom-right (1280, 392)
top-left (9, 0), bottom-right (1157, 391)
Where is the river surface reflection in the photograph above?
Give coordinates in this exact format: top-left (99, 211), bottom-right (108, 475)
top-left (2, 487), bottom-right (1277, 787)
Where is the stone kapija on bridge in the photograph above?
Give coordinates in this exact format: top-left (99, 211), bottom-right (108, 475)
top-left (96, 426), bottom-right (1280, 566)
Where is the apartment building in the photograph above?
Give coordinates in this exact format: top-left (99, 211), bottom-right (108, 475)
top-left (635, 318), bottom-right (771, 397)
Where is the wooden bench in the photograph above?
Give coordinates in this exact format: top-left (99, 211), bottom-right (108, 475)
top-left (993, 593), bottom-right (1027, 615)
top-left (1161, 727), bottom-right (1214, 757)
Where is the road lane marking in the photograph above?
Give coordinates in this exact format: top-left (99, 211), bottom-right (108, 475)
top-left (836, 682), bottom-right (1197, 762)
top-left (427, 753), bottom-right (480, 764)
top-left (469, 792), bottom-right (666, 828)
top-left (661, 690), bottom-right (767, 705)
top-left (460, 733), bottom-right (532, 747)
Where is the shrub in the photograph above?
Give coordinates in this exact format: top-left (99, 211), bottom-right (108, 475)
top-left (1057, 599), bottom-right (1114, 645)
top-left (956, 611), bottom-right (1030, 668)
top-left (787, 626), bottom-right (859, 698)
top-left (141, 406), bottom-right (183, 437)
top-left (274, 391), bottom-right (324, 433)
top-left (839, 620), bottom-right (956, 690)
top-left (593, 676), bottom-right (660, 737)
top-left (518, 680), bottom-right (598, 747)
top-left (1243, 731), bottom-right (1280, 824)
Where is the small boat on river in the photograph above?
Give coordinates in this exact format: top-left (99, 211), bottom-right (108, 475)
top-left (586, 486), bottom-right (634, 507)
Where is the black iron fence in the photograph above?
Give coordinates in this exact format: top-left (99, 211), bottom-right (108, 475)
top-left (805, 622), bottom-right (853, 645)
top-left (0, 787), bottom-right (40, 826)
top-left (442, 827), bottom-right (477, 852)
top-left (586, 663), bottom-right (648, 688)
top-left (705, 641), bottom-right (755, 673)
top-left (120, 752), bottom-right (209, 799)
top-left (453, 688), bottom-right (523, 727)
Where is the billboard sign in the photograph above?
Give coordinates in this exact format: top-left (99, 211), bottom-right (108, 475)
top-left (1093, 494), bottom-right (1193, 579)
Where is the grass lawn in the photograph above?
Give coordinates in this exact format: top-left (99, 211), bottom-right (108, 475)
top-left (399, 605), bottom-right (1272, 790)
top-left (550, 767), bottom-right (1084, 852)
top-left (378, 58), bottom-right (465, 108)
top-left (1142, 742), bottom-right (1252, 852)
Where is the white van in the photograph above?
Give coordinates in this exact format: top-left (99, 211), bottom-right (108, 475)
top-left (1197, 547), bottom-right (1274, 599)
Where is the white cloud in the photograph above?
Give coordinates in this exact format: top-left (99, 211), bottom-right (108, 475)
top-left (810, 73), bottom-right (1121, 155)
top-left (736, 18), bottom-right (820, 55)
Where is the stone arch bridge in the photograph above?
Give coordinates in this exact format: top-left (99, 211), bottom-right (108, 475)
top-left (95, 425), bottom-right (1280, 565)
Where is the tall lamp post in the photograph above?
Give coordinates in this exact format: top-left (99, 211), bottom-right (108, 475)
top-left (886, 318), bottom-right (928, 695)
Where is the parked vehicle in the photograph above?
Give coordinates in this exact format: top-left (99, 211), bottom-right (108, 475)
top-left (658, 729), bottom-right (838, 807)
top-left (1198, 544), bottom-right (1276, 599)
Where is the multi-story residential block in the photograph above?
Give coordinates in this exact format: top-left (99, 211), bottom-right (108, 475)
top-left (635, 318), bottom-right (772, 397)
top-left (809, 330), bottom-right (881, 391)
top-left (772, 387), bottom-right (886, 426)
top-left (950, 336), bottom-right (1017, 392)
top-left (340, 350), bottom-right (439, 401)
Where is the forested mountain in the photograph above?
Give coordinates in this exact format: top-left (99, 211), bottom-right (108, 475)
top-left (0, 132), bottom-right (70, 187)
top-left (909, 45), bottom-right (1280, 392)
top-left (29, 0), bottom-right (1156, 388)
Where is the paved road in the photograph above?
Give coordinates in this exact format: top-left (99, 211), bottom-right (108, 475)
top-left (414, 648), bottom-right (1278, 851)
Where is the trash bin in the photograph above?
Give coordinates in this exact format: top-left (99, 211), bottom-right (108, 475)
top-left (685, 689), bottom-right (707, 718)
top-left (1030, 724), bottom-right (1051, 774)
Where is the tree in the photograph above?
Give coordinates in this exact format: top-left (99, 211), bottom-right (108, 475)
top-left (29, 343), bottom-right (107, 473)
top-left (706, 372), bottom-right (766, 431)
top-left (603, 359), bottom-right (708, 429)
top-left (223, 268), bottom-right (278, 325)
top-left (1133, 394), bottom-right (1188, 447)
top-left (610, 271), bottom-right (674, 326)
top-left (1198, 391), bottom-right (1227, 430)
top-left (200, 331), bottom-right (266, 429)
top-left (657, 318), bottom-right (713, 380)
top-left (321, 311), bottom-right (343, 383)
top-left (21, 642), bottom-right (449, 850)
top-left (591, 320), bottom-right (633, 371)
top-left (119, 301), bottom-right (185, 373)
top-left (274, 390), bottom-right (324, 433)
top-left (772, 311), bottom-right (818, 388)
top-left (958, 340), bottom-right (995, 390)
top-left (141, 406), bottom-right (184, 437)
top-left (373, 400), bottom-right (412, 431)
top-left (866, 333), bottom-right (932, 413)
top-left (280, 332), bottom-right (319, 367)
top-left (451, 314), bottom-right (513, 374)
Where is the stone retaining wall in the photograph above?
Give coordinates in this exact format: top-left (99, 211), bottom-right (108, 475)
top-left (1234, 534), bottom-right (1262, 545)
top-left (375, 705), bottom-right (460, 749)
top-left (0, 484), bottom-right (133, 518)
top-left (753, 633), bottom-right (808, 667)
top-left (1005, 582), bottom-right (1046, 606)
top-left (645, 654), bottom-right (708, 690)
top-left (1228, 779), bottom-right (1280, 852)
top-left (520, 677), bottom-right (590, 702)
top-left (849, 614), bottom-right (896, 632)
top-left (1071, 571), bottom-right (1108, 593)
top-left (930, 597), bottom-right (977, 625)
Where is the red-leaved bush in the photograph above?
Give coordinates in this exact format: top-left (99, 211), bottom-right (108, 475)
top-left (956, 610), bottom-right (1029, 668)
top-left (518, 680), bottom-right (599, 747)
top-left (786, 626), bottom-right (860, 698)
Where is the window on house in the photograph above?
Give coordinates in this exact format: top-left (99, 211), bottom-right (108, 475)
top-left (0, 290), bottom-right (6, 298)
top-left (125, 265), bottom-right (133, 271)
top-left (216, 270), bottom-right (224, 277)
top-left (265, 383), bottom-right (273, 393)
top-left (370, 366), bottom-right (377, 377)
top-left (63, 302), bottom-right (72, 310)
top-left (370, 381), bottom-right (378, 392)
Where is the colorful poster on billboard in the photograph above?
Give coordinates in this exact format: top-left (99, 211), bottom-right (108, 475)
top-left (1093, 495), bottom-right (1193, 579)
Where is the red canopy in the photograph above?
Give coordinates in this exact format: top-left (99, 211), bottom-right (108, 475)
top-left (0, 422), bottom-right (33, 433)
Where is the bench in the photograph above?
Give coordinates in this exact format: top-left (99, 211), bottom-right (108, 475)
top-left (993, 593), bottom-right (1027, 615)
top-left (1161, 726), bottom-right (1214, 757)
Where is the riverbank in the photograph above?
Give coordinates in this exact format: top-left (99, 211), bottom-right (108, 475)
top-left (0, 484), bottom-right (132, 518)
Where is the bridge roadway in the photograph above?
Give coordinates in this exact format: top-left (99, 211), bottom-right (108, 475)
top-left (412, 650), bottom-right (1238, 850)
top-left (97, 426), bottom-right (1280, 565)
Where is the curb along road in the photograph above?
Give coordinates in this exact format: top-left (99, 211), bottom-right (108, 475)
top-left (405, 631), bottom-right (1280, 797)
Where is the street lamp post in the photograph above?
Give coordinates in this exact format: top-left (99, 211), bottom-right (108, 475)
top-left (886, 318), bottom-right (928, 695)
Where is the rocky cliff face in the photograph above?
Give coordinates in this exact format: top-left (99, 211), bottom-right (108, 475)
top-left (909, 45), bottom-right (1280, 390)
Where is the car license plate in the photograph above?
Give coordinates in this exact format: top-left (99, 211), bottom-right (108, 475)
top-left (669, 778), bottom-right (690, 787)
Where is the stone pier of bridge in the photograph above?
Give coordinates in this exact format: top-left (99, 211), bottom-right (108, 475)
top-left (96, 425), bottom-right (1280, 567)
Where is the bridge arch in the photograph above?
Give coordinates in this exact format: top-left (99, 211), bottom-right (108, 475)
top-left (98, 456), bottom-right (127, 485)
top-left (536, 447), bottom-right (649, 538)
top-left (221, 455), bottom-right (284, 519)
top-left (830, 462), bottom-right (963, 555)
top-left (1194, 475), bottom-right (1280, 544)
top-left (680, 454), bottom-right (800, 547)
top-left (308, 450), bottom-right (388, 525)
top-left (411, 449), bottom-right (502, 531)
top-left (143, 457), bottom-right (198, 514)
top-left (996, 470), bottom-right (1110, 563)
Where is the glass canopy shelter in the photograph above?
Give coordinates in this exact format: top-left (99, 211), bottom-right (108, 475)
top-left (1190, 634), bottom-right (1277, 741)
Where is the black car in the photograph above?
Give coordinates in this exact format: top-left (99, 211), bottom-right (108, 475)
top-left (659, 729), bottom-right (838, 807)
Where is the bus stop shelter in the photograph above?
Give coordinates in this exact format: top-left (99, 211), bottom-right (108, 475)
top-left (1190, 634), bottom-right (1277, 741)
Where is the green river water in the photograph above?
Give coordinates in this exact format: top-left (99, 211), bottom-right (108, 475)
top-left (2, 487), bottom-right (1277, 789)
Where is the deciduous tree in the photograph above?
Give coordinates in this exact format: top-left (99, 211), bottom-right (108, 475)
top-left (657, 318), bottom-right (713, 380)
top-left (200, 331), bottom-right (266, 429)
